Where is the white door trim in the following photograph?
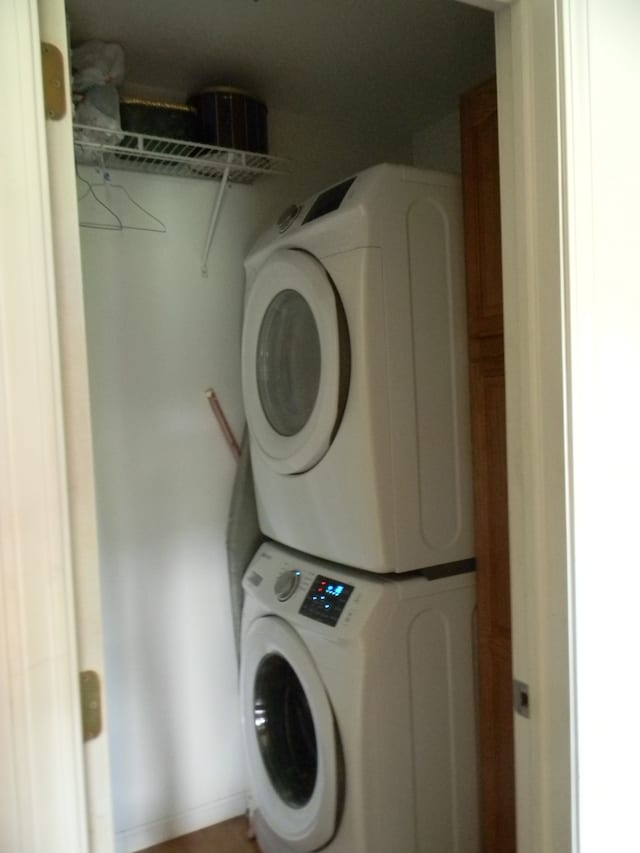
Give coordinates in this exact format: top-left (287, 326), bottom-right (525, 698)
top-left (36, 0), bottom-right (116, 850)
top-left (495, 1), bottom-right (575, 851)
top-left (0, 1), bottom-right (89, 850)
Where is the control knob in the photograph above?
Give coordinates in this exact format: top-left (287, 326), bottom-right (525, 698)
top-left (275, 569), bottom-right (301, 602)
top-left (277, 204), bottom-right (301, 233)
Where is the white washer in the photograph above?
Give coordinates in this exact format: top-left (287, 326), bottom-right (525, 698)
top-left (242, 163), bottom-right (474, 573)
top-left (240, 540), bottom-right (480, 853)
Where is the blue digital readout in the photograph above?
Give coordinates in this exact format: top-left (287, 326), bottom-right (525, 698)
top-left (300, 575), bottom-right (354, 626)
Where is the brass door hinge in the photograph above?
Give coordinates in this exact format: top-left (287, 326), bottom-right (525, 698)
top-left (41, 42), bottom-right (66, 120)
top-left (80, 670), bottom-right (102, 741)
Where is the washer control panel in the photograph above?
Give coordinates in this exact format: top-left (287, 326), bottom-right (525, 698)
top-left (244, 541), bottom-right (388, 638)
top-left (299, 574), bottom-right (354, 627)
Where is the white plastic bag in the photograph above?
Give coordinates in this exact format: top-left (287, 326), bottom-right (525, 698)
top-left (72, 40), bottom-right (125, 91)
top-left (74, 85), bottom-right (123, 146)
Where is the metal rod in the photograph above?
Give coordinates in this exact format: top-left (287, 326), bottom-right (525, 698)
top-left (200, 159), bottom-right (231, 276)
top-left (205, 389), bottom-right (241, 462)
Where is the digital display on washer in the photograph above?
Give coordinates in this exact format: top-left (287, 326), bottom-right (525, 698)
top-left (299, 574), bottom-right (354, 627)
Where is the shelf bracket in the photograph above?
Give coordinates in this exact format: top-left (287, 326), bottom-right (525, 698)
top-left (201, 157), bottom-right (233, 276)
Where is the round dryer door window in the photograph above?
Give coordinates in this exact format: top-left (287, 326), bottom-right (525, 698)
top-left (242, 248), bottom-right (350, 474)
top-left (241, 616), bottom-right (340, 852)
top-left (256, 289), bottom-right (322, 438)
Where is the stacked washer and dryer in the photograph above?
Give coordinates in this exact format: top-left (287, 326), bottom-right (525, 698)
top-left (238, 164), bottom-right (479, 853)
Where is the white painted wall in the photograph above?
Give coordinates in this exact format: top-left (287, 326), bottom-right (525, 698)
top-left (561, 1), bottom-right (640, 849)
top-left (269, 106), bottom-right (413, 204)
top-left (81, 167), bottom-right (252, 852)
top-left (79, 108), bottom-right (410, 851)
top-left (412, 110), bottom-right (462, 174)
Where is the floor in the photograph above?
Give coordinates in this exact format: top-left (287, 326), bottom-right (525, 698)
top-left (138, 816), bottom-right (260, 853)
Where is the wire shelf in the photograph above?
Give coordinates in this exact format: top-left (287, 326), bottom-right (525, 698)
top-left (73, 124), bottom-right (289, 184)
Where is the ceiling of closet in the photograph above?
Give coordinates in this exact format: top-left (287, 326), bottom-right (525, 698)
top-left (66, 0), bottom-right (495, 139)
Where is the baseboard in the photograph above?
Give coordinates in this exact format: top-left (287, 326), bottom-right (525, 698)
top-left (115, 790), bottom-right (249, 853)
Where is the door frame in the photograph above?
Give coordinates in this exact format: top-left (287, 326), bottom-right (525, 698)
top-left (0, 0), bottom-right (90, 850)
top-left (2, 0), bottom-right (611, 850)
top-left (0, 0), bottom-right (114, 851)
top-left (493, 3), bottom-right (575, 849)
top-left (457, 0), bottom-right (575, 847)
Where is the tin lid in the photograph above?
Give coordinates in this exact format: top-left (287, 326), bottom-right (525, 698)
top-left (120, 96), bottom-right (196, 113)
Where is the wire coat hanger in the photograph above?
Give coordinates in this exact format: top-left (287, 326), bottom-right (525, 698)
top-left (76, 161), bottom-right (167, 233)
top-left (76, 169), bottom-right (123, 230)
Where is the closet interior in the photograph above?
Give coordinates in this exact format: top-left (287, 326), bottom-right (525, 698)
top-left (64, 2), bottom-right (508, 851)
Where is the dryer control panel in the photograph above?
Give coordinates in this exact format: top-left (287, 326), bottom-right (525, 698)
top-left (299, 575), bottom-right (354, 627)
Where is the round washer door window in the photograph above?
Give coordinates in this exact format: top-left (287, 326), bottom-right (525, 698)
top-left (240, 616), bottom-right (339, 851)
top-left (242, 248), bottom-right (350, 474)
top-left (253, 652), bottom-right (318, 807)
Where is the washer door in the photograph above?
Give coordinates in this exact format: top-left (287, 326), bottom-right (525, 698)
top-left (242, 248), bottom-right (350, 474)
top-left (241, 616), bottom-right (340, 851)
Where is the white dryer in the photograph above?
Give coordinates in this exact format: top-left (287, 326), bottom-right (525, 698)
top-left (240, 540), bottom-right (479, 853)
top-left (242, 163), bottom-right (473, 573)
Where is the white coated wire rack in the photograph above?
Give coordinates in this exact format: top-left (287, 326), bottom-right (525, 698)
top-left (73, 124), bottom-right (289, 184)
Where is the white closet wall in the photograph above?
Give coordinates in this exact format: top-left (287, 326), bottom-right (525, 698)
top-left (80, 107), bottom-right (412, 851)
top-left (82, 168), bottom-right (252, 852)
top-left (413, 110), bottom-right (462, 174)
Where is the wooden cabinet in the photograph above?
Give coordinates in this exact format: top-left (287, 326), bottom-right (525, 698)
top-left (461, 77), bottom-right (516, 853)
top-left (462, 78), bottom-right (504, 340)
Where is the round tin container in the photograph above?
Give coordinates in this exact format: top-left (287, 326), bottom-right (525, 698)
top-left (189, 86), bottom-right (268, 153)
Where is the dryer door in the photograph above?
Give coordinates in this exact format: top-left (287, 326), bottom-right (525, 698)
top-left (240, 615), bottom-right (340, 852)
top-left (242, 248), bottom-right (350, 474)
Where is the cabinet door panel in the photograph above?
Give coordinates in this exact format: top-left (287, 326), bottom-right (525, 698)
top-left (477, 635), bottom-right (516, 853)
top-left (470, 351), bottom-right (512, 642)
top-left (470, 347), bottom-right (515, 853)
top-left (461, 77), bottom-right (504, 339)
top-left (462, 76), bottom-right (515, 853)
